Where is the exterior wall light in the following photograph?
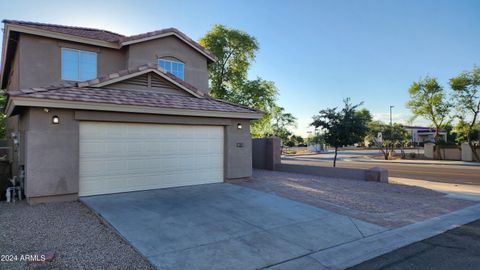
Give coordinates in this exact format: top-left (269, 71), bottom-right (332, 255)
top-left (237, 123), bottom-right (242, 129)
top-left (52, 116), bottom-right (60, 125)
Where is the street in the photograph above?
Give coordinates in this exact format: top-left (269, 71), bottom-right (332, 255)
top-left (283, 150), bottom-right (480, 185)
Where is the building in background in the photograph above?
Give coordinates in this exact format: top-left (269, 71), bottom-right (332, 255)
top-left (402, 125), bottom-right (448, 146)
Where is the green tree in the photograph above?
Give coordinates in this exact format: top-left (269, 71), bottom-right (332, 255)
top-left (199, 25), bottom-right (259, 100)
top-left (306, 134), bottom-right (325, 145)
top-left (355, 108), bottom-right (373, 123)
top-left (407, 77), bottom-right (451, 143)
top-left (0, 92), bottom-right (6, 139)
top-left (292, 135), bottom-right (305, 146)
top-left (443, 123), bottom-right (457, 144)
top-left (311, 98), bottom-right (369, 167)
top-left (452, 121), bottom-right (479, 143)
top-left (366, 121), bottom-right (410, 160)
top-left (271, 106), bottom-right (297, 142)
top-left (200, 25), bottom-right (294, 138)
top-left (228, 78), bottom-right (278, 138)
top-left (285, 135), bottom-right (304, 147)
top-left (450, 66), bottom-right (480, 161)
top-left (306, 134), bottom-right (325, 152)
top-left (355, 108), bottom-right (373, 146)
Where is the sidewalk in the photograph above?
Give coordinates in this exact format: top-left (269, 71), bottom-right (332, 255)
top-left (350, 157), bottom-right (480, 167)
top-left (390, 177), bottom-right (480, 201)
top-left (266, 203), bottom-right (480, 270)
top-left (349, 219), bottom-right (480, 270)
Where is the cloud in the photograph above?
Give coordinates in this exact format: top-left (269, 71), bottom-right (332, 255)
top-left (372, 112), bottom-right (430, 126)
top-left (372, 112), bottom-right (411, 124)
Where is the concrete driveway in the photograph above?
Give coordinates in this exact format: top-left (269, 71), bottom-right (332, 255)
top-left (81, 183), bottom-right (387, 270)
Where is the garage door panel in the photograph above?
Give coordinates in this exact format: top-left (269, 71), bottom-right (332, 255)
top-left (79, 122), bottom-right (224, 196)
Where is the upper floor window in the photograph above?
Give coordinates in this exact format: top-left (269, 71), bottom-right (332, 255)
top-left (61, 48), bottom-right (97, 81)
top-left (158, 59), bottom-right (184, 80)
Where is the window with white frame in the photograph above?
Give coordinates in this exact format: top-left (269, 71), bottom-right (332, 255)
top-left (158, 59), bottom-right (184, 80)
top-left (61, 48), bottom-right (97, 81)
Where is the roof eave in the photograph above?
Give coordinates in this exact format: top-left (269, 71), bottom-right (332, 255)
top-left (5, 24), bottom-right (121, 49)
top-left (7, 96), bottom-right (264, 119)
top-left (1, 24), bottom-right (14, 89)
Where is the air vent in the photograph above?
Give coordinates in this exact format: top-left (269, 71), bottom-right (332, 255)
top-left (150, 73), bottom-right (176, 89)
top-left (125, 73), bottom-right (148, 87)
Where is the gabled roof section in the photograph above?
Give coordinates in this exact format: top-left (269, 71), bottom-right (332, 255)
top-left (78, 63), bottom-right (204, 98)
top-left (2, 20), bottom-right (216, 60)
top-left (120, 28), bottom-right (216, 62)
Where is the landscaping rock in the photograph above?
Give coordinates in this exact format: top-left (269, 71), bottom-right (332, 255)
top-left (366, 167), bottom-right (389, 183)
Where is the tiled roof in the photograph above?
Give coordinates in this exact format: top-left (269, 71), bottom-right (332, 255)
top-left (122, 28), bottom-right (216, 60)
top-left (9, 86), bottom-right (260, 114)
top-left (79, 63), bottom-right (205, 97)
top-left (3, 20), bottom-right (125, 43)
top-left (3, 20), bottom-right (216, 60)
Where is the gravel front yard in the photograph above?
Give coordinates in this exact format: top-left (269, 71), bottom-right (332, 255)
top-left (0, 201), bottom-right (154, 270)
top-left (231, 170), bottom-right (476, 227)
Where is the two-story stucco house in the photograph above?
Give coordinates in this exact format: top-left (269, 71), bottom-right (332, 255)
top-left (1, 20), bottom-right (263, 204)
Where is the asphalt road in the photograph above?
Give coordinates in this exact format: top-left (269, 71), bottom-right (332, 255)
top-left (349, 219), bottom-right (480, 270)
top-left (283, 151), bottom-right (480, 185)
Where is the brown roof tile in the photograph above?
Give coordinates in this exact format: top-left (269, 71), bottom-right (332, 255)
top-left (3, 20), bottom-right (216, 60)
top-left (122, 28), bottom-right (216, 61)
top-left (9, 86), bottom-right (261, 114)
top-left (3, 20), bottom-right (125, 43)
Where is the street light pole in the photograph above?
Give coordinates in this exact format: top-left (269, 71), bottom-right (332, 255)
top-left (389, 106), bottom-right (394, 159)
top-left (389, 106), bottom-right (394, 128)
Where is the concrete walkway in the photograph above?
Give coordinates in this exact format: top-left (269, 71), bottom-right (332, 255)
top-left (81, 183), bottom-right (386, 270)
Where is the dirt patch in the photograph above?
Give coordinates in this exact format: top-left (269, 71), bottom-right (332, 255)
top-left (0, 201), bottom-right (154, 270)
top-left (230, 170), bottom-right (476, 228)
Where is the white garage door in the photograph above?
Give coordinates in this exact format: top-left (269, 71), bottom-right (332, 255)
top-left (79, 122), bottom-right (224, 196)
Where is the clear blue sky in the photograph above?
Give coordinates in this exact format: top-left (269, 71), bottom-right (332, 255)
top-left (1, 0), bottom-right (479, 136)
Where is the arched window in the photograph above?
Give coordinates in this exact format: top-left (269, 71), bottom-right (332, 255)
top-left (158, 59), bottom-right (184, 80)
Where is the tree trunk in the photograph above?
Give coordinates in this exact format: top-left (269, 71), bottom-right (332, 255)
top-left (434, 127), bottom-right (443, 160)
top-left (383, 147), bottom-right (389, 160)
top-left (400, 145), bottom-right (406, 159)
top-left (333, 147), bottom-right (338, 167)
top-left (468, 140), bottom-right (480, 162)
top-left (434, 145), bottom-right (443, 160)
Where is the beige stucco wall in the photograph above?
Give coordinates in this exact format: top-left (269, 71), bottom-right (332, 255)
top-left (6, 44), bottom-right (20, 91)
top-left (16, 108), bottom-right (252, 201)
top-left (17, 34), bottom-right (127, 89)
top-left (127, 36), bottom-right (209, 94)
top-left (440, 147), bottom-right (462, 160)
top-left (225, 119), bottom-right (252, 179)
top-left (24, 108), bottom-right (79, 198)
top-left (7, 33), bottom-right (210, 94)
